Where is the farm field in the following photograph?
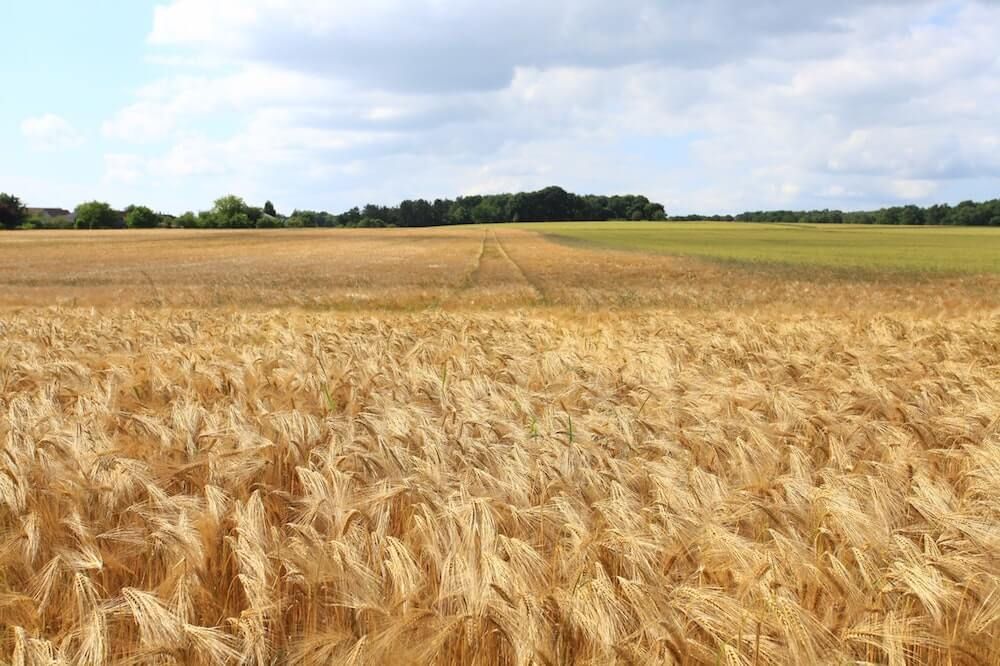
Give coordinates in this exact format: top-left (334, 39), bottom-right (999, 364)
top-left (1, 227), bottom-right (1000, 664)
top-left (522, 221), bottom-right (1000, 274)
top-left (1, 227), bottom-right (999, 311)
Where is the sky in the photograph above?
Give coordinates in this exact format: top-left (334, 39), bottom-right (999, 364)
top-left (2, 0), bottom-right (999, 215)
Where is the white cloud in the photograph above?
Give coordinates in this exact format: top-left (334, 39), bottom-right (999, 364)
top-left (146, 0), bottom-right (945, 93)
top-left (890, 179), bottom-right (939, 200)
top-left (97, 0), bottom-right (1000, 213)
top-left (151, 137), bottom-right (228, 177)
top-left (20, 114), bottom-right (84, 151)
top-left (102, 101), bottom-right (176, 143)
top-left (103, 154), bottom-right (145, 184)
top-left (102, 65), bottom-right (337, 143)
top-left (149, 0), bottom-right (258, 48)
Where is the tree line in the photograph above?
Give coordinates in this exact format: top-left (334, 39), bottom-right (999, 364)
top-left (670, 199), bottom-right (1000, 226)
top-left (4, 188), bottom-right (1000, 230)
top-left (0, 187), bottom-right (665, 230)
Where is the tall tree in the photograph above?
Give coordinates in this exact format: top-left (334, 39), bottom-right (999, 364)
top-left (212, 195), bottom-right (251, 228)
top-left (263, 200), bottom-right (277, 217)
top-left (0, 193), bottom-right (27, 230)
top-left (74, 201), bottom-right (121, 229)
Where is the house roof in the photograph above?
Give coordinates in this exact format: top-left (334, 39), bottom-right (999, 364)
top-left (27, 207), bottom-right (72, 217)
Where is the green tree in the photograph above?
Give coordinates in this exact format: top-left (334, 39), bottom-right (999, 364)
top-left (471, 198), bottom-right (503, 223)
top-left (124, 205), bottom-right (160, 229)
top-left (196, 211), bottom-right (218, 228)
top-left (212, 195), bottom-right (251, 228)
top-left (175, 212), bottom-right (197, 228)
top-left (288, 210), bottom-right (317, 227)
top-left (447, 204), bottom-right (472, 226)
top-left (898, 205), bottom-right (923, 226)
top-left (74, 201), bottom-right (121, 229)
top-left (263, 200), bottom-right (277, 217)
top-left (340, 207), bottom-right (362, 227)
top-left (0, 193), bottom-right (27, 230)
top-left (255, 211), bottom-right (280, 228)
top-left (248, 206), bottom-right (264, 226)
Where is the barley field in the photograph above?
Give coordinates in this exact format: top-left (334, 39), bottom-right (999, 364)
top-left (1, 227), bottom-right (999, 664)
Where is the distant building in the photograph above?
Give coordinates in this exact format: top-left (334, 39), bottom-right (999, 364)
top-left (25, 207), bottom-right (76, 227)
top-left (27, 207), bottom-right (72, 218)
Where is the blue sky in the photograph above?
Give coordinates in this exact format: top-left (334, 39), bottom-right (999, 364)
top-left (3, 3), bottom-right (153, 123)
top-left (3, 1), bottom-right (1000, 215)
top-left (2, 3), bottom-right (153, 201)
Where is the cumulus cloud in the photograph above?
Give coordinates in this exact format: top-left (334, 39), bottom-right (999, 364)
top-left (147, 1), bottom-right (942, 93)
top-left (104, 154), bottom-right (145, 184)
top-left (101, 0), bottom-right (1000, 212)
top-left (21, 114), bottom-right (84, 151)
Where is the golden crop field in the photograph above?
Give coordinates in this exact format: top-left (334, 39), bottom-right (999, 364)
top-left (3, 227), bottom-right (999, 312)
top-left (1, 227), bottom-right (999, 665)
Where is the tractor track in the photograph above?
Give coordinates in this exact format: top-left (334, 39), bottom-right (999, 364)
top-left (434, 229), bottom-right (541, 308)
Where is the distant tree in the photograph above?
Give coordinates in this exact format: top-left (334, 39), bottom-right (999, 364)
top-left (196, 211), bottom-right (218, 228)
top-left (174, 212), bottom-right (197, 228)
top-left (924, 204), bottom-right (949, 226)
top-left (287, 209), bottom-right (333, 227)
top-left (340, 207), bottom-right (362, 227)
top-left (447, 204), bottom-right (472, 226)
top-left (211, 195), bottom-right (251, 228)
top-left (254, 210), bottom-right (280, 228)
top-left (399, 199), bottom-right (435, 227)
top-left (471, 198), bottom-right (503, 223)
top-left (288, 210), bottom-right (316, 227)
top-left (432, 198), bottom-right (450, 225)
top-left (124, 205), bottom-right (160, 229)
top-left (263, 200), bottom-right (277, 217)
top-left (0, 193), bottom-right (27, 230)
top-left (74, 201), bottom-right (121, 229)
top-left (898, 205), bottom-right (923, 226)
top-left (247, 206), bottom-right (263, 226)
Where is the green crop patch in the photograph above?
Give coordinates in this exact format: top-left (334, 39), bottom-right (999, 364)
top-left (517, 221), bottom-right (1000, 274)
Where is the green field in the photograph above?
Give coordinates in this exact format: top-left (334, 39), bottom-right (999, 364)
top-left (519, 221), bottom-right (1000, 274)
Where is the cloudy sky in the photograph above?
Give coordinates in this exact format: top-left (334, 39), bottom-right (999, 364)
top-left (3, 1), bottom-right (999, 214)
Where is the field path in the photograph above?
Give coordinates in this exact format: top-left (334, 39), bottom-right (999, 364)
top-left (441, 229), bottom-right (542, 307)
top-left (492, 229), bottom-right (548, 302)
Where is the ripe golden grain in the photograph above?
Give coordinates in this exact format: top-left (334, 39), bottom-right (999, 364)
top-left (0, 307), bottom-right (998, 664)
top-left (3, 225), bottom-right (1000, 663)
